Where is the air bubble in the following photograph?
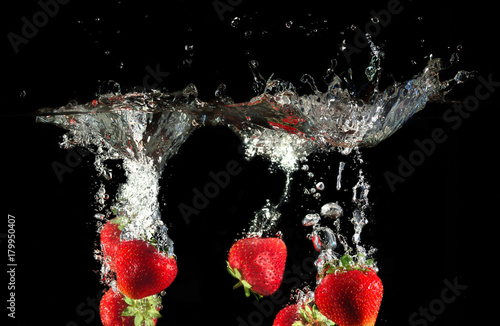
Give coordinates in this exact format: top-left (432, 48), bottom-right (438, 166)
top-left (231, 17), bottom-right (240, 28)
top-left (302, 213), bottom-right (320, 226)
top-left (312, 227), bottom-right (337, 252)
top-left (320, 202), bottom-right (343, 218)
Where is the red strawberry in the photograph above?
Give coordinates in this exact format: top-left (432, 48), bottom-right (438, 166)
top-left (99, 288), bottom-right (161, 326)
top-left (273, 302), bottom-right (335, 326)
top-left (115, 239), bottom-right (178, 299)
top-left (227, 236), bottom-right (287, 297)
top-left (273, 304), bottom-right (301, 326)
top-left (100, 218), bottom-right (122, 271)
top-left (314, 256), bottom-right (383, 326)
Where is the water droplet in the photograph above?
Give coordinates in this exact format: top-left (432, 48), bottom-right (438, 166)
top-left (301, 164), bottom-right (309, 171)
top-left (340, 39), bottom-right (347, 51)
top-left (320, 202), bottom-right (343, 218)
top-left (307, 172), bottom-right (314, 178)
top-left (350, 24), bottom-right (358, 31)
top-left (456, 44), bottom-right (463, 51)
top-left (248, 201), bottom-right (281, 237)
top-left (449, 52), bottom-right (459, 65)
top-left (183, 83), bottom-right (198, 98)
top-left (454, 70), bottom-right (474, 84)
top-left (285, 21), bottom-right (293, 28)
top-left (371, 17), bottom-right (379, 24)
top-left (104, 50), bottom-right (111, 56)
top-left (417, 16), bottom-right (423, 21)
top-left (215, 83), bottom-right (226, 97)
top-left (231, 16), bottom-right (240, 28)
top-left (315, 249), bottom-right (336, 275)
top-left (316, 182), bottom-right (325, 191)
top-left (312, 227), bottom-right (337, 252)
top-left (302, 213), bottom-right (320, 226)
top-left (19, 90), bottom-right (27, 98)
top-left (94, 213), bottom-right (105, 220)
top-left (336, 161), bottom-right (345, 191)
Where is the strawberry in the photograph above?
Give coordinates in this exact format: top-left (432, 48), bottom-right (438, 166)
top-left (99, 288), bottom-right (161, 326)
top-left (273, 302), bottom-right (335, 326)
top-left (115, 239), bottom-right (178, 299)
top-left (273, 304), bottom-right (301, 326)
top-left (227, 236), bottom-right (287, 297)
top-left (100, 218), bottom-right (123, 271)
top-left (314, 255), bottom-right (383, 326)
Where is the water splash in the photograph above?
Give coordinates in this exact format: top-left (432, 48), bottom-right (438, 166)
top-left (36, 50), bottom-right (471, 310)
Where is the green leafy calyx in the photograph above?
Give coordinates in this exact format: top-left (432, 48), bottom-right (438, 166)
top-left (121, 294), bottom-right (162, 326)
top-left (226, 261), bottom-right (263, 300)
top-left (294, 302), bottom-right (336, 326)
top-left (320, 254), bottom-right (377, 279)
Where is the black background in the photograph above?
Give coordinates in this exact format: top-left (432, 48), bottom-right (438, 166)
top-left (2, 0), bottom-right (499, 325)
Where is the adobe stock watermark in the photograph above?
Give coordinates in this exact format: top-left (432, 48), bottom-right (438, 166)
top-left (342, 0), bottom-right (404, 63)
top-left (212, 0), bottom-right (244, 22)
top-left (384, 73), bottom-right (500, 192)
top-left (178, 159), bottom-right (243, 224)
top-left (408, 277), bottom-right (467, 326)
top-left (7, 0), bottom-right (71, 54)
top-left (142, 64), bottom-right (170, 90)
top-left (65, 289), bottom-right (105, 326)
top-left (237, 256), bottom-right (316, 326)
top-left (52, 147), bottom-right (91, 183)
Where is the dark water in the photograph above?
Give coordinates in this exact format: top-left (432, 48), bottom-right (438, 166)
top-left (3, 0), bottom-right (499, 325)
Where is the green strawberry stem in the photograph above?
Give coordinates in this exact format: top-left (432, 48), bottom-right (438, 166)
top-left (226, 261), bottom-right (263, 300)
top-left (108, 216), bottom-right (127, 231)
top-left (320, 254), bottom-right (377, 279)
top-left (121, 293), bottom-right (162, 326)
top-left (293, 302), bottom-right (336, 326)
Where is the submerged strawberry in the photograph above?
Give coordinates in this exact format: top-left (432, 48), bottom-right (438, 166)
top-left (273, 304), bottom-right (302, 326)
top-left (227, 236), bottom-right (287, 297)
top-left (99, 288), bottom-right (161, 326)
top-left (115, 239), bottom-right (177, 299)
top-left (314, 255), bottom-right (383, 326)
top-left (273, 302), bottom-right (335, 326)
top-left (100, 218), bottom-right (123, 271)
